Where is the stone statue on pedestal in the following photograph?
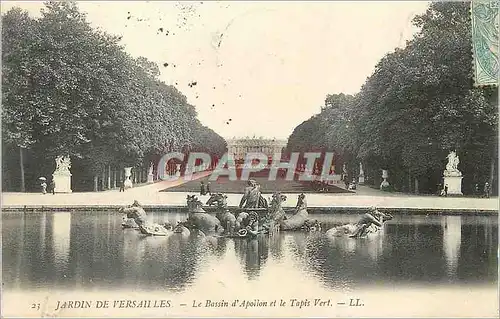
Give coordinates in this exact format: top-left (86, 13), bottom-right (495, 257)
top-left (358, 162), bottom-right (365, 185)
top-left (124, 167), bottom-right (133, 189)
top-left (445, 151), bottom-right (462, 176)
top-left (380, 169), bottom-right (390, 189)
top-left (443, 150), bottom-right (463, 195)
top-left (55, 156), bottom-right (71, 172)
top-left (52, 155), bottom-right (72, 193)
top-left (147, 162), bottom-right (154, 183)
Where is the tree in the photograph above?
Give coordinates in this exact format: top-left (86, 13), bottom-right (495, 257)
top-left (352, 2), bottom-right (497, 192)
top-left (286, 2), bottom-right (498, 194)
top-left (2, 7), bottom-right (39, 191)
top-left (2, 2), bottom-right (227, 191)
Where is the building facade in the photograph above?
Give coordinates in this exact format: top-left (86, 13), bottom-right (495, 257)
top-left (227, 137), bottom-right (288, 161)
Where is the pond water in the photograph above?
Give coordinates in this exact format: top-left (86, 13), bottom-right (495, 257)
top-left (2, 211), bottom-right (497, 292)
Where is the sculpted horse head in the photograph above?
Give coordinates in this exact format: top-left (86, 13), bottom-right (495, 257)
top-left (173, 221), bottom-right (190, 235)
top-left (370, 207), bottom-right (393, 223)
top-left (269, 192), bottom-right (286, 213)
top-left (206, 193), bottom-right (228, 209)
top-left (186, 195), bottom-right (206, 214)
top-left (186, 194), bottom-right (196, 206)
top-left (379, 211), bottom-right (393, 222)
top-left (270, 192), bottom-right (287, 207)
top-left (296, 193), bottom-right (307, 209)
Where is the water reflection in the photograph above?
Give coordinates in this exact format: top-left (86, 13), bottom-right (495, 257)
top-left (121, 230), bottom-right (206, 291)
top-left (322, 227), bottom-right (387, 262)
top-left (122, 230), bottom-right (147, 275)
top-left (269, 232), bottom-right (286, 260)
top-left (1, 212), bottom-right (497, 292)
top-left (40, 212), bottom-right (47, 257)
top-left (234, 236), bottom-right (269, 280)
top-left (212, 237), bottom-right (228, 258)
top-left (441, 215), bottom-right (462, 278)
top-left (52, 212), bottom-right (71, 273)
top-left (3, 213), bottom-right (26, 288)
top-left (286, 232), bottom-right (308, 259)
top-left (201, 235), bottom-right (220, 252)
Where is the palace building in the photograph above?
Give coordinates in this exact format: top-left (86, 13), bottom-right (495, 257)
top-left (226, 137), bottom-right (288, 161)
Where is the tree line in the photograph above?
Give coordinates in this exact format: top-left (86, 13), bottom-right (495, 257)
top-left (287, 2), bottom-right (498, 195)
top-left (2, 1), bottom-right (227, 192)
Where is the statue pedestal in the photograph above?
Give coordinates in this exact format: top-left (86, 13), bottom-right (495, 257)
top-left (358, 163), bottom-right (365, 185)
top-left (380, 169), bottom-right (389, 189)
top-left (443, 174), bottom-right (463, 195)
top-left (358, 175), bottom-right (365, 185)
top-left (52, 172), bottom-right (72, 193)
top-left (147, 174), bottom-right (154, 183)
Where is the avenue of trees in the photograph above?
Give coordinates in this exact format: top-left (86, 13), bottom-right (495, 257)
top-left (287, 2), bottom-right (498, 195)
top-left (2, 2), bottom-right (227, 192)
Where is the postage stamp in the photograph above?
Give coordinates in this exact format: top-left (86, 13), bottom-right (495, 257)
top-left (1, 1), bottom-right (499, 318)
top-left (471, 0), bottom-right (499, 86)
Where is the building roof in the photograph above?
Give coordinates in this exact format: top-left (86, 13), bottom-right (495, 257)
top-left (226, 137), bottom-right (288, 146)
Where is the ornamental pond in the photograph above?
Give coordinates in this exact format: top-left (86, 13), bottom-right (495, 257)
top-left (2, 211), bottom-right (497, 292)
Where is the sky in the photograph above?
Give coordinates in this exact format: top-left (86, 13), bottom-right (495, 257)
top-left (2, 1), bottom-right (430, 140)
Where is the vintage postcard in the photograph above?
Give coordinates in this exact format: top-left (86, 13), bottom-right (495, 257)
top-left (1, 1), bottom-right (499, 318)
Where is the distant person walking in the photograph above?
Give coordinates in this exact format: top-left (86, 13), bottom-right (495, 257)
top-left (474, 183), bottom-right (480, 197)
top-left (439, 184), bottom-right (445, 196)
top-left (119, 180), bottom-right (125, 192)
top-left (40, 181), bottom-right (47, 194)
top-left (483, 182), bottom-right (491, 198)
top-left (50, 179), bottom-right (56, 195)
top-left (200, 181), bottom-right (206, 195)
top-left (349, 179), bottom-right (357, 190)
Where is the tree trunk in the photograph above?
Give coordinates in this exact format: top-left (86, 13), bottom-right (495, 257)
top-left (489, 158), bottom-right (495, 196)
top-left (19, 146), bottom-right (25, 192)
top-left (101, 170), bottom-right (105, 191)
top-left (408, 169), bottom-right (411, 193)
top-left (414, 178), bottom-right (419, 195)
top-left (113, 170), bottom-right (117, 188)
top-left (107, 165), bottom-right (111, 189)
top-left (490, 145), bottom-right (496, 193)
top-left (94, 175), bottom-right (98, 192)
